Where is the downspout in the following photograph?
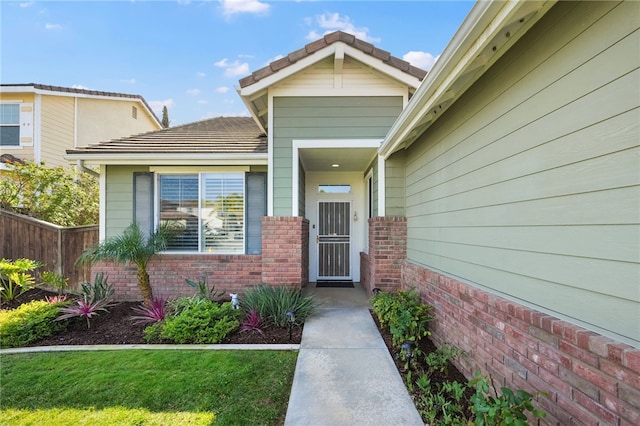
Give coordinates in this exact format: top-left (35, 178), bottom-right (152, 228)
top-left (77, 160), bottom-right (99, 178)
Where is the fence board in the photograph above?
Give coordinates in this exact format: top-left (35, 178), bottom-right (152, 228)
top-left (0, 209), bottom-right (98, 290)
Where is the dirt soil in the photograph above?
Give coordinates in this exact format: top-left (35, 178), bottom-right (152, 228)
top-left (4, 289), bottom-right (302, 346)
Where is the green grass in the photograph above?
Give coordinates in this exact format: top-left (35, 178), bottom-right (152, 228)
top-left (0, 349), bottom-right (298, 425)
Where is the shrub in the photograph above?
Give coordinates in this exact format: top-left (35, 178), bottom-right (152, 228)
top-left (40, 271), bottom-right (69, 294)
top-left (241, 285), bottom-right (319, 328)
top-left (371, 288), bottom-right (434, 348)
top-left (0, 258), bottom-right (44, 302)
top-left (0, 300), bottom-right (67, 348)
top-left (142, 322), bottom-right (164, 343)
top-left (469, 373), bottom-right (547, 425)
top-left (160, 299), bottom-right (241, 344)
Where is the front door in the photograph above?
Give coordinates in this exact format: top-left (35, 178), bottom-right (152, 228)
top-left (317, 201), bottom-right (351, 280)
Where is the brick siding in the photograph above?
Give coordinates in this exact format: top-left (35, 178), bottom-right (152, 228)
top-left (91, 216), bottom-right (309, 301)
top-left (361, 216), bottom-right (406, 295)
top-left (402, 261), bottom-right (640, 425)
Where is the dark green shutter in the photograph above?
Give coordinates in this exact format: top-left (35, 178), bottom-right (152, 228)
top-left (246, 172), bottom-right (266, 254)
top-left (133, 172), bottom-right (154, 237)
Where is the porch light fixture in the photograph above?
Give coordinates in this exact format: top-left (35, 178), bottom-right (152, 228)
top-left (331, 163), bottom-right (340, 168)
top-left (286, 310), bottom-right (296, 341)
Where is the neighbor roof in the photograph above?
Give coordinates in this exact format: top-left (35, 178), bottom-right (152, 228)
top-left (66, 116), bottom-right (267, 164)
top-left (0, 83), bottom-right (161, 127)
top-left (239, 30), bottom-right (427, 89)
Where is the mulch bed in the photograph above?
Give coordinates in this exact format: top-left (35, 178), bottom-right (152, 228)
top-left (2, 289), bottom-right (302, 346)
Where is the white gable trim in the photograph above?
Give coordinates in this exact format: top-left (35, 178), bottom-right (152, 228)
top-left (240, 43), bottom-right (421, 98)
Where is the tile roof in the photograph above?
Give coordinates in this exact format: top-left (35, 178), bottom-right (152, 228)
top-left (239, 31), bottom-right (427, 88)
top-left (1, 83), bottom-right (160, 124)
top-left (66, 116), bottom-right (266, 155)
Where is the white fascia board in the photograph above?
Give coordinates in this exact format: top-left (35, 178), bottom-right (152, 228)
top-left (236, 86), bottom-right (267, 134)
top-left (343, 46), bottom-right (422, 89)
top-left (240, 43), bottom-right (422, 98)
top-left (1, 86), bottom-right (162, 128)
top-left (240, 46), bottom-right (337, 97)
top-left (64, 153), bottom-right (268, 166)
top-left (380, 0), bottom-right (555, 159)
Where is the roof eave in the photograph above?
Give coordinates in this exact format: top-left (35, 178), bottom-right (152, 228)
top-left (380, 0), bottom-right (557, 159)
top-left (64, 152), bottom-right (268, 166)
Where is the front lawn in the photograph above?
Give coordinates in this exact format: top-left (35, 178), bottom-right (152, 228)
top-left (0, 349), bottom-right (298, 425)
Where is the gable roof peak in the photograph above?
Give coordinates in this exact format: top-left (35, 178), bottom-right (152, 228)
top-left (238, 30), bottom-right (426, 89)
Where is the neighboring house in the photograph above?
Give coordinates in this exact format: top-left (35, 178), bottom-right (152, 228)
top-left (0, 83), bottom-right (162, 168)
top-left (67, 1), bottom-right (639, 423)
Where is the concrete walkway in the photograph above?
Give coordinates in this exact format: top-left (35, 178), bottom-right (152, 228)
top-left (284, 283), bottom-right (423, 426)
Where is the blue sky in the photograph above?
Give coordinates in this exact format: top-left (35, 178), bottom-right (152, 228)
top-left (1, 0), bottom-right (474, 125)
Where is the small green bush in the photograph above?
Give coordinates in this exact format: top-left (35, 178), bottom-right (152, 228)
top-left (241, 285), bottom-right (319, 328)
top-left (160, 299), bottom-right (240, 344)
top-left (0, 300), bottom-right (67, 348)
top-left (371, 288), bottom-right (434, 348)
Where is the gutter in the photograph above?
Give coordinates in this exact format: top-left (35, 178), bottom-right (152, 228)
top-left (379, 0), bottom-right (556, 159)
top-left (76, 160), bottom-right (100, 178)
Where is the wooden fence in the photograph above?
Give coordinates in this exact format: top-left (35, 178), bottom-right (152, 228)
top-left (0, 209), bottom-right (98, 290)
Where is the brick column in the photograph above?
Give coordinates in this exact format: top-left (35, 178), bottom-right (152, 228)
top-left (261, 216), bottom-right (309, 287)
top-left (365, 216), bottom-right (406, 294)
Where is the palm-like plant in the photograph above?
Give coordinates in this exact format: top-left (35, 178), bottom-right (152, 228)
top-left (77, 223), bottom-right (177, 305)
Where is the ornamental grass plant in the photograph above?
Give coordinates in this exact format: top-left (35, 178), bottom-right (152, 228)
top-left (240, 285), bottom-right (319, 328)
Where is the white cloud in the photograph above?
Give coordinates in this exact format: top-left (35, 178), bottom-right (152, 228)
top-left (216, 86), bottom-right (230, 93)
top-left (306, 13), bottom-right (379, 43)
top-left (120, 78), bottom-right (136, 84)
top-left (20, 2), bottom-right (34, 8)
top-left (149, 99), bottom-right (174, 115)
top-left (186, 88), bottom-right (201, 96)
top-left (214, 58), bottom-right (249, 77)
top-left (197, 71), bottom-right (206, 77)
top-left (45, 23), bottom-right (62, 30)
top-left (72, 84), bottom-right (90, 90)
top-left (220, 0), bottom-right (270, 17)
top-left (402, 51), bottom-right (439, 71)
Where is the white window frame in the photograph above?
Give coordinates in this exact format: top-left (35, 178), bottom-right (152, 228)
top-left (155, 171), bottom-right (246, 254)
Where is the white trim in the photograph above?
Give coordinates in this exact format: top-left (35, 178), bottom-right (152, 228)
top-left (74, 98), bottom-right (78, 148)
top-left (379, 0), bottom-right (556, 158)
top-left (240, 43), bottom-right (421, 98)
top-left (377, 154), bottom-right (385, 216)
top-left (99, 165), bottom-right (106, 241)
top-left (292, 139), bottom-right (382, 217)
top-left (33, 95), bottom-right (41, 163)
top-left (267, 92), bottom-right (274, 216)
top-left (64, 153), bottom-right (267, 165)
top-left (270, 86), bottom-right (406, 98)
top-left (150, 165), bottom-right (250, 173)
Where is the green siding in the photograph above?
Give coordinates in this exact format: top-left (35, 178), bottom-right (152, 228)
top-left (403, 1), bottom-right (640, 345)
top-left (273, 96), bottom-right (402, 216)
top-left (105, 165), bottom-right (149, 238)
top-left (385, 150), bottom-right (405, 216)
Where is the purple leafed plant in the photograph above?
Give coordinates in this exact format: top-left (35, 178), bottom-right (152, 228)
top-left (56, 299), bottom-right (111, 329)
top-left (131, 296), bottom-right (170, 324)
top-left (240, 309), bottom-right (264, 334)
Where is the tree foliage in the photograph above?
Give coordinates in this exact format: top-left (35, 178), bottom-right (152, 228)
top-left (0, 160), bottom-right (98, 226)
top-left (161, 106), bottom-right (170, 128)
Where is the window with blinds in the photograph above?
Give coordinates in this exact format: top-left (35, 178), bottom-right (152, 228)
top-left (157, 173), bottom-right (248, 254)
top-left (201, 173), bottom-right (244, 253)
